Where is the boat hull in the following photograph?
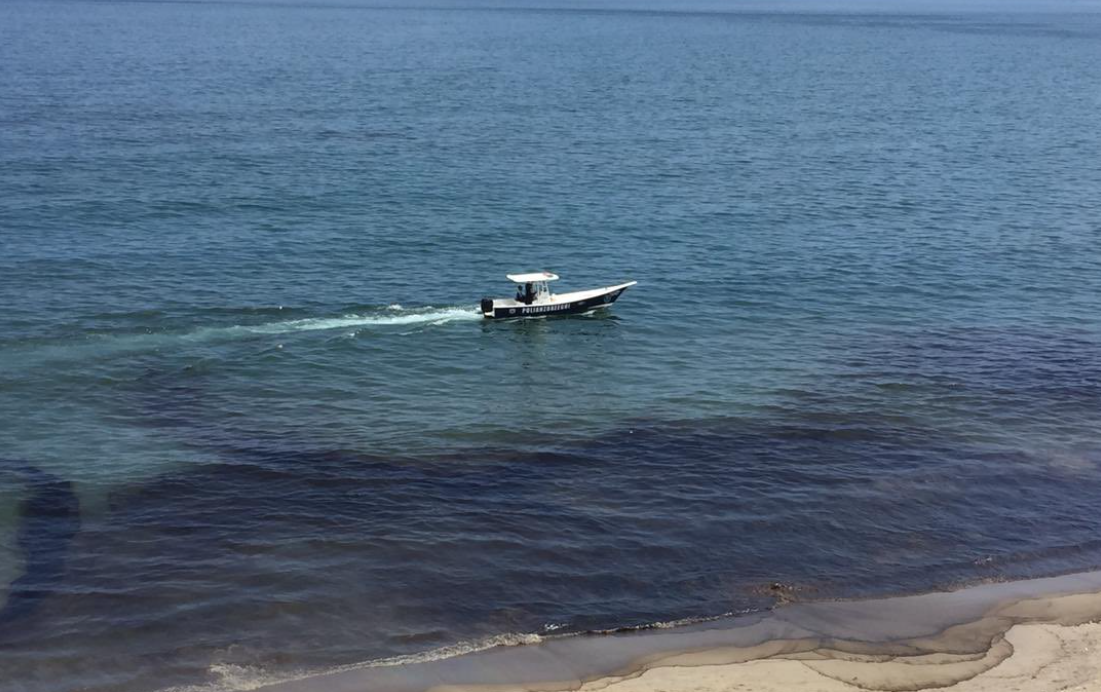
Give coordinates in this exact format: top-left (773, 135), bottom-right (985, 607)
top-left (482, 283), bottom-right (633, 319)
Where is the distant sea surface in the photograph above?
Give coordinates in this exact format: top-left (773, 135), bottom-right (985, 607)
top-left (2, 2), bottom-right (1101, 691)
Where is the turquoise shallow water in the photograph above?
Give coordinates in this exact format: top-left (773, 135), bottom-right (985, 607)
top-left (2, 2), bottom-right (1101, 691)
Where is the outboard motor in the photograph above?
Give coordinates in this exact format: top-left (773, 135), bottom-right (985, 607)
top-left (480, 298), bottom-right (494, 316)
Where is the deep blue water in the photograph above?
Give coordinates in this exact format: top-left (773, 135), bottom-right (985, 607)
top-left (2, 2), bottom-right (1101, 690)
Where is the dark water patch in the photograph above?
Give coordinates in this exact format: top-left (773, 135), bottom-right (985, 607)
top-left (828, 325), bottom-right (1101, 437)
top-left (0, 461), bottom-right (81, 633)
top-left (4, 413), bottom-right (1101, 691)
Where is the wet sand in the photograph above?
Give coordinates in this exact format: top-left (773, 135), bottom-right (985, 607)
top-left (563, 621), bottom-right (1101, 692)
top-left (260, 572), bottom-right (1101, 692)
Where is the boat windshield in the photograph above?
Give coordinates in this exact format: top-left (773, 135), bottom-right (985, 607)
top-left (511, 279), bottom-right (551, 304)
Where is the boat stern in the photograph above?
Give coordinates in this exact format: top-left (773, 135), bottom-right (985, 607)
top-left (480, 297), bottom-right (495, 318)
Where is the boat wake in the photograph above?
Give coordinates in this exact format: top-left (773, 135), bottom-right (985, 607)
top-left (0, 306), bottom-right (482, 370)
top-left (240, 306), bottom-right (480, 335)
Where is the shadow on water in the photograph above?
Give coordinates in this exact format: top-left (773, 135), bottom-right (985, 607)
top-left (0, 461), bottom-right (81, 632)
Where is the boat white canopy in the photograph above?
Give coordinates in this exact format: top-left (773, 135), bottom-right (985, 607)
top-left (506, 271), bottom-right (559, 283)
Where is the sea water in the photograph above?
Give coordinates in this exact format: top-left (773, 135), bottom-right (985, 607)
top-left (2, 2), bottom-right (1101, 690)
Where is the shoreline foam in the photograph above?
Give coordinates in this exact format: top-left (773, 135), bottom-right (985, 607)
top-left (256, 571), bottom-right (1101, 692)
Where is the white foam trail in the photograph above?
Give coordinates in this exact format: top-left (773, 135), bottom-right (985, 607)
top-left (240, 307), bottom-right (480, 335)
top-left (1, 307), bottom-right (482, 370)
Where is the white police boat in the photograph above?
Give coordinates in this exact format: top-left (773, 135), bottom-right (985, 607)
top-left (480, 272), bottom-right (637, 319)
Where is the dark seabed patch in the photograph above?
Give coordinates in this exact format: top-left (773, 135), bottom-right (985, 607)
top-left (0, 462), bottom-right (81, 630)
top-left (4, 401), bottom-right (1101, 690)
top-left (4, 324), bottom-right (1100, 691)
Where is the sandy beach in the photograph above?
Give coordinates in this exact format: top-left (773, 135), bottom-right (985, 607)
top-left (543, 584), bottom-right (1101, 692)
top-left (253, 572), bottom-right (1101, 692)
top-left (566, 621), bottom-right (1101, 692)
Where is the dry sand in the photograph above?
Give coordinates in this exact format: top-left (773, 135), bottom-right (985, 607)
top-left (570, 621), bottom-right (1101, 692)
